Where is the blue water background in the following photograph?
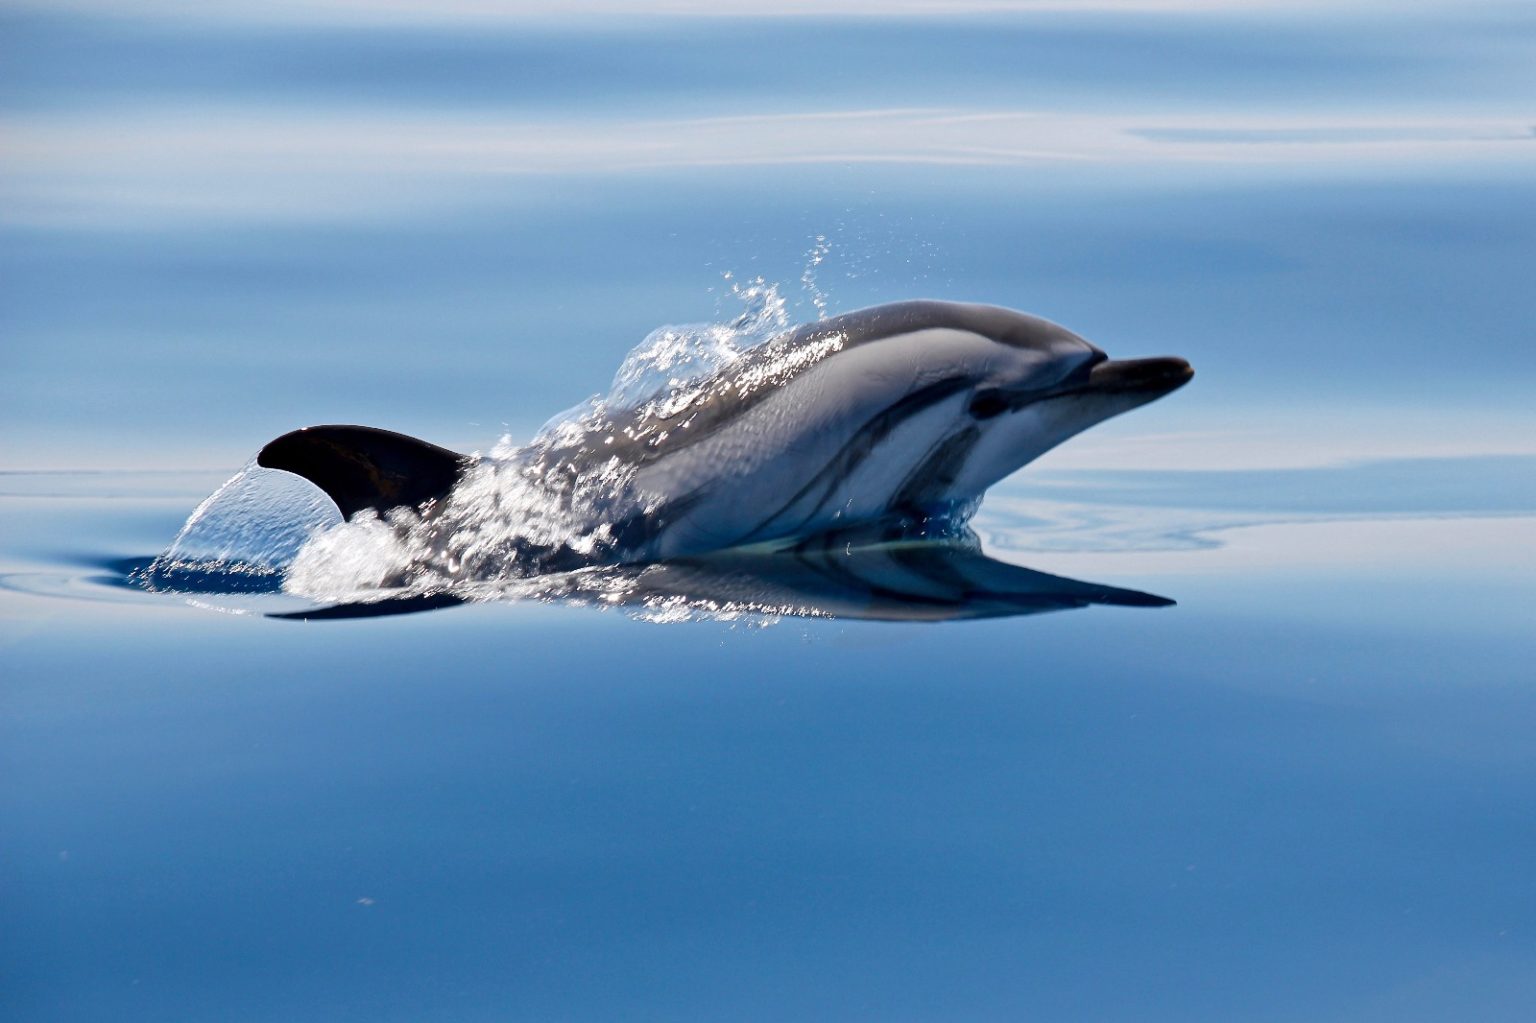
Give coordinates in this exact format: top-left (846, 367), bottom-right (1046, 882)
top-left (3, 3), bottom-right (1535, 1020)
top-left (4, 3), bottom-right (1535, 465)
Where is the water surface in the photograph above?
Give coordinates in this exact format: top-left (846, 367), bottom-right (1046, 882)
top-left (3, 2), bottom-right (1535, 1020)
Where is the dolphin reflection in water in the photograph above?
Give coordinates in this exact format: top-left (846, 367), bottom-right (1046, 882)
top-left (260, 535), bottom-right (1175, 622)
top-left (187, 301), bottom-right (1192, 620)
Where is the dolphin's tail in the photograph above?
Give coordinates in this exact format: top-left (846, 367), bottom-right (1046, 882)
top-left (256, 425), bottom-right (467, 520)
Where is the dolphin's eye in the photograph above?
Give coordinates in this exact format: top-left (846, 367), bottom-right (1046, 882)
top-left (967, 391), bottom-right (1010, 420)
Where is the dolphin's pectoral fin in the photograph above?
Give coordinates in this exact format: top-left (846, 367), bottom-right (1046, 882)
top-left (256, 425), bottom-right (468, 520)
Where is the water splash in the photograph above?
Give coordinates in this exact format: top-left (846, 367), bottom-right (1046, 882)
top-left (136, 460), bottom-right (341, 592)
top-left (270, 278), bottom-right (846, 605)
top-left (801, 234), bottom-right (832, 320)
top-left (281, 445), bottom-right (650, 603)
top-left (146, 271), bottom-right (872, 611)
top-left (603, 272), bottom-right (791, 412)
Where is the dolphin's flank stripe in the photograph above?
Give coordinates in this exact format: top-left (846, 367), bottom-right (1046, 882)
top-left (891, 424), bottom-right (982, 514)
top-left (744, 376), bottom-right (974, 541)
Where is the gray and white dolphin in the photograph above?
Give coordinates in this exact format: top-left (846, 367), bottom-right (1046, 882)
top-left (258, 300), bottom-right (1192, 571)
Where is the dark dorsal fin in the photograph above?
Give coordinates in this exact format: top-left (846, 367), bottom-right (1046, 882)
top-left (256, 425), bottom-right (467, 520)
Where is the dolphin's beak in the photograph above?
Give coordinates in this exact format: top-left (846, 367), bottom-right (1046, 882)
top-left (1085, 356), bottom-right (1194, 396)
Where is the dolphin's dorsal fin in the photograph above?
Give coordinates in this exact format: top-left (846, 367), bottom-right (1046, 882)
top-left (256, 425), bottom-right (467, 520)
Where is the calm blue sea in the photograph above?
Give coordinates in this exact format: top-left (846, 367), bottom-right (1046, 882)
top-left (3, 3), bottom-right (1535, 1020)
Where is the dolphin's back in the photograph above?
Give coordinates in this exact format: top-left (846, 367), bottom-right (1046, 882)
top-left (804, 300), bottom-right (1084, 352)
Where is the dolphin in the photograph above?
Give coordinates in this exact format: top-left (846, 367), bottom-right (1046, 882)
top-left (257, 300), bottom-right (1192, 571)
